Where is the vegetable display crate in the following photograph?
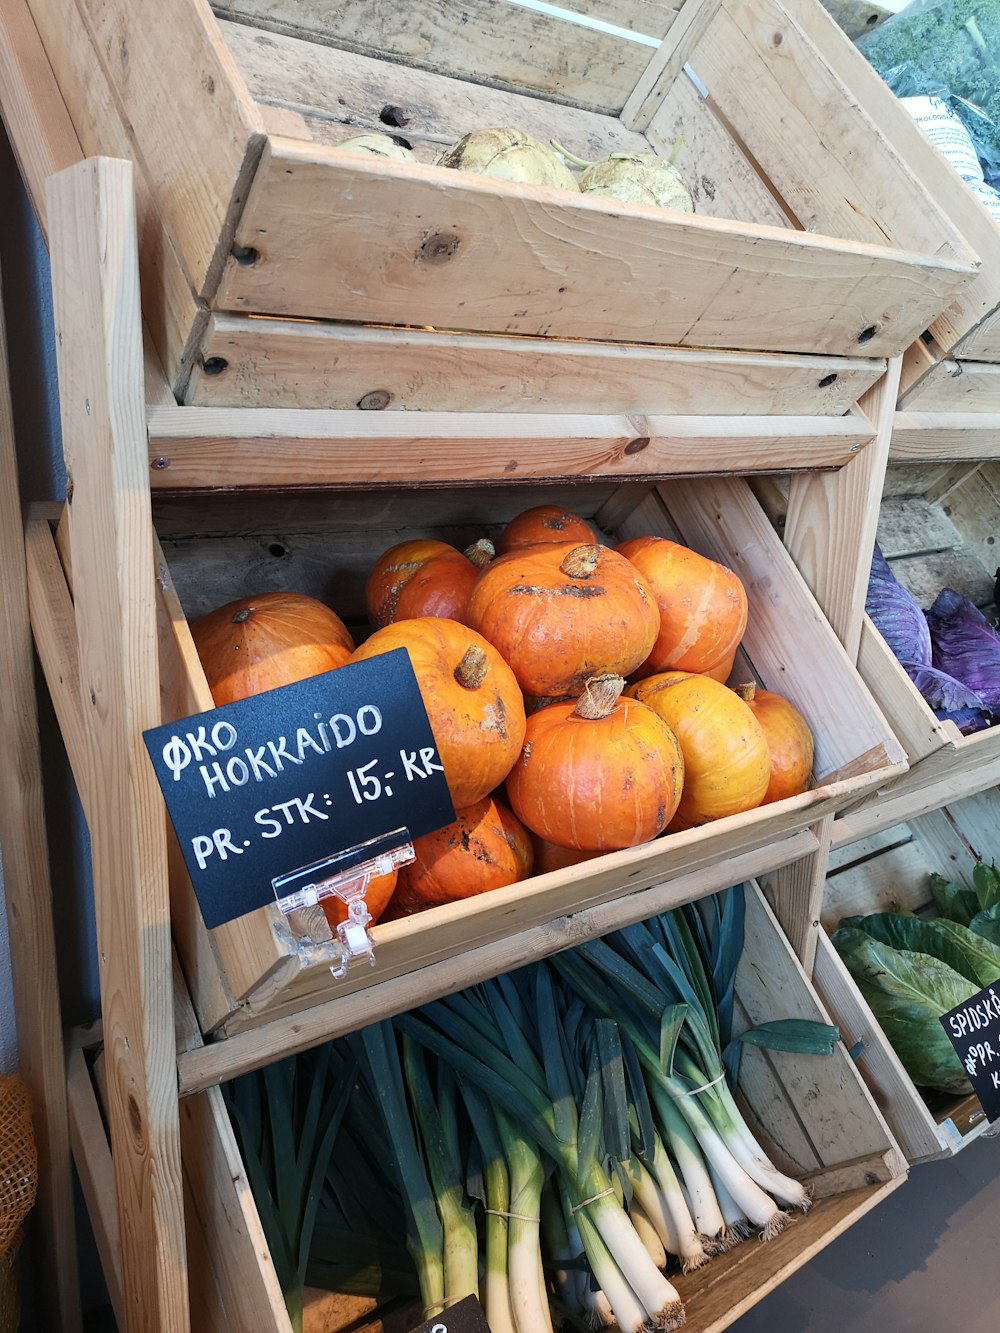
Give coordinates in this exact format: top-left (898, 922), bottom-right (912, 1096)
top-left (853, 460), bottom-right (1000, 790)
top-left (27, 474), bottom-right (906, 1049)
top-left (66, 884), bottom-right (907, 1333)
top-left (815, 789), bottom-right (1000, 1163)
top-left (17, 0), bottom-right (978, 415)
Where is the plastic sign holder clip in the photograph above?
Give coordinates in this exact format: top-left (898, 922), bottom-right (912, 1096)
top-left (271, 828), bottom-right (415, 976)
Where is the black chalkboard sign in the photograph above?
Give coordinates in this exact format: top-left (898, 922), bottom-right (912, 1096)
top-left (939, 983), bottom-right (1000, 1123)
top-left (407, 1295), bottom-right (492, 1333)
top-left (143, 649), bottom-right (455, 928)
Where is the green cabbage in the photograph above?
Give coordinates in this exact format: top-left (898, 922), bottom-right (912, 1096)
top-left (838, 912), bottom-right (1000, 988)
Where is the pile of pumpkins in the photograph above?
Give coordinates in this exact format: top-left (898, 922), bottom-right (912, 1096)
top-left (190, 505), bottom-right (813, 928)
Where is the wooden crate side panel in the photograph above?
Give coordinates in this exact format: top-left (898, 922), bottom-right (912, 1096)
top-left (188, 315), bottom-right (883, 414)
top-left (897, 359), bottom-right (1000, 413)
top-left (630, 478), bottom-right (907, 781)
top-left (18, 0), bottom-right (204, 391)
top-left (938, 465), bottom-right (1000, 594)
top-left (213, 0), bottom-right (675, 115)
top-left (811, 933), bottom-right (952, 1162)
top-left (221, 137), bottom-right (972, 358)
top-left (643, 70), bottom-right (793, 227)
top-left (690, 0), bottom-right (974, 260)
top-left (145, 404), bottom-right (874, 490)
top-left (218, 18), bottom-right (652, 163)
top-left (939, 788), bottom-right (1000, 865)
top-left (28, 0), bottom-right (264, 298)
top-left (857, 618), bottom-right (955, 764)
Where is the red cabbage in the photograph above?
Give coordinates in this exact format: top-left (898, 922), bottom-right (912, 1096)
top-left (867, 547), bottom-right (983, 710)
top-left (927, 589), bottom-right (1000, 714)
top-left (934, 705), bottom-right (994, 736)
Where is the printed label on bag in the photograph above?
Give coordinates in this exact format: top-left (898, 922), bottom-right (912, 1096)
top-left (408, 1296), bottom-right (492, 1333)
top-left (902, 95), bottom-right (984, 183)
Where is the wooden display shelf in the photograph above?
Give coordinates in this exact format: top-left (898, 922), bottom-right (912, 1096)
top-left (67, 884), bottom-right (908, 1333)
top-left (11, 0), bottom-right (978, 409)
top-left (814, 790), bottom-right (1000, 1163)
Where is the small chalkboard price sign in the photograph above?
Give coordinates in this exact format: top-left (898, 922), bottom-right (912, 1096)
top-left (939, 983), bottom-right (1000, 1123)
top-left (407, 1295), bottom-right (492, 1333)
top-left (143, 648), bottom-right (455, 929)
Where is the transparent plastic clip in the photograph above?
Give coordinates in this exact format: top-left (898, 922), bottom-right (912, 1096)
top-left (271, 828), bottom-right (414, 977)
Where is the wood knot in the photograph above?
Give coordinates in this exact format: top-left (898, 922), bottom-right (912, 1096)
top-left (128, 1094), bottom-right (142, 1136)
top-left (418, 232), bottom-right (462, 265)
top-left (357, 389), bottom-right (391, 410)
top-left (624, 436), bottom-right (650, 455)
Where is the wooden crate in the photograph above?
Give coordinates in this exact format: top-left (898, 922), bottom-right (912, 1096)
top-left (66, 883), bottom-right (907, 1333)
top-left (26, 473), bottom-right (907, 1048)
top-left (815, 790), bottom-right (1000, 1163)
top-left (17, 0), bottom-right (978, 414)
top-left (853, 461), bottom-right (1000, 782)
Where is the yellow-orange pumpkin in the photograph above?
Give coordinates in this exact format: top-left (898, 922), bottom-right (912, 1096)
top-left (497, 504), bottom-right (599, 554)
top-left (531, 837), bottom-right (601, 875)
top-left (616, 537), bottom-right (748, 681)
top-left (350, 617), bottom-right (526, 808)
top-left (191, 591), bottom-right (355, 706)
top-left (321, 866), bottom-right (398, 931)
top-left (466, 544), bottom-right (659, 698)
top-left (365, 538), bottom-right (494, 628)
top-left (734, 683), bottom-right (814, 804)
top-left (389, 796), bottom-right (533, 914)
top-left (506, 675), bottom-right (684, 851)
top-left (627, 672), bottom-right (770, 830)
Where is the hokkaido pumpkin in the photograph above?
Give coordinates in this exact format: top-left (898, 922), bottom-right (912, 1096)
top-left (615, 537), bottom-right (748, 681)
top-left (627, 672), bottom-right (770, 830)
top-left (350, 617), bottom-right (526, 808)
top-left (466, 544), bottom-right (659, 698)
top-left (320, 866), bottom-right (398, 931)
top-left (365, 537), bottom-right (494, 627)
top-left (531, 837), bottom-right (601, 875)
top-left (506, 674), bottom-right (684, 851)
top-left (191, 591), bottom-right (355, 706)
top-left (497, 504), bottom-right (598, 554)
top-left (733, 682), bottom-right (814, 804)
top-left (388, 795), bottom-right (533, 914)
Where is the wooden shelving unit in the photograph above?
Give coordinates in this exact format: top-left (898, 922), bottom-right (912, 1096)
top-left (1, 3), bottom-right (998, 1331)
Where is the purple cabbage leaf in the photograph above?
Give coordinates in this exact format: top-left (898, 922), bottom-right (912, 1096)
top-left (934, 705), bottom-right (993, 736)
top-left (867, 547), bottom-right (983, 711)
top-left (927, 588), bottom-right (1000, 714)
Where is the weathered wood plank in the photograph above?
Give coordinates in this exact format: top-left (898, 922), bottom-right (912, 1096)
top-left (219, 136), bottom-right (974, 358)
top-left (876, 495), bottom-right (966, 559)
top-left (897, 359), bottom-right (1000, 413)
top-left (819, 1), bottom-right (892, 40)
top-left (188, 314), bottom-right (881, 414)
top-left (214, 0), bottom-right (675, 115)
top-left (0, 269), bottom-right (81, 1333)
top-left (622, 0), bottom-right (724, 131)
top-left (890, 413), bottom-right (1000, 464)
top-left (47, 157), bottom-right (189, 1333)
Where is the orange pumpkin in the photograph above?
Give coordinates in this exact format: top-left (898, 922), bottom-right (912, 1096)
top-left (615, 537), bottom-right (748, 681)
top-left (191, 591), bottom-right (355, 706)
top-left (365, 538), bottom-right (494, 628)
top-left (627, 672), bottom-right (770, 831)
top-left (389, 796), bottom-right (533, 914)
top-left (466, 544), bottom-right (659, 698)
top-left (506, 675), bottom-right (684, 851)
top-left (497, 504), bottom-right (599, 554)
top-left (350, 617), bottom-right (526, 809)
top-left (532, 837), bottom-right (601, 875)
top-left (321, 865), bottom-right (398, 931)
top-left (734, 683), bottom-right (814, 804)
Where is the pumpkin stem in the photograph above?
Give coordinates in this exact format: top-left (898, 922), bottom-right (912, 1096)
top-left (734, 682), bottom-right (757, 703)
top-left (464, 538), bottom-right (495, 569)
top-left (560, 545), bottom-right (602, 579)
top-left (231, 607), bottom-right (253, 623)
top-left (454, 645), bottom-right (489, 690)
top-left (573, 674), bottom-right (625, 720)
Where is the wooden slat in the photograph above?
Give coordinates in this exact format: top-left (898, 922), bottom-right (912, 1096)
top-left (188, 314), bottom-right (883, 415)
top-left (66, 1048), bottom-right (124, 1329)
top-left (937, 465), bottom-right (1000, 581)
top-left (823, 838), bottom-right (938, 926)
top-left (876, 495), bottom-right (965, 559)
top-left (644, 70), bottom-right (792, 228)
top-left (784, 363), bottom-right (900, 659)
top-left (761, 813), bottom-right (834, 971)
top-left (219, 15), bottom-right (653, 159)
top-left (220, 135), bottom-right (975, 359)
top-left (897, 360), bottom-right (1000, 414)
top-left (215, 0), bottom-right (675, 116)
top-left (28, 0), bottom-right (265, 298)
top-left (856, 617), bottom-right (956, 764)
top-left (772, 0), bottom-right (1000, 358)
top-left (0, 275), bottom-right (81, 1333)
top-left (145, 403), bottom-right (874, 488)
top-left (0, 0), bottom-right (81, 228)
top-left (47, 158), bottom-right (189, 1333)
top-left (176, 828), bottom-right (819, 1092)
top-left (818, 1), bottom-right (892, 40)
top-left (16, 0), bottom-right (206, 392)
top-left (622, 0), bottom-right (724, 131)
